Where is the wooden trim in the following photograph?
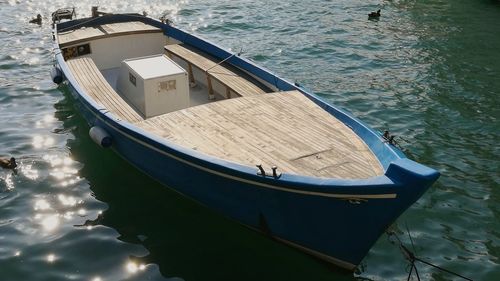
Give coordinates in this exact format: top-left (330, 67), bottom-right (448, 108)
top-left (60, 29), bottom-right (162, 48)
top-left (164, 44), bottom-right (266, 98)
top-left (206, 74), bottom-right (215, 99)
top-left (187, 63), bottom-right (195, 84)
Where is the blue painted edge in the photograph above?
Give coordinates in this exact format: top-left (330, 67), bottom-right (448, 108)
top-left (54, 14), bottom-right (440, 196)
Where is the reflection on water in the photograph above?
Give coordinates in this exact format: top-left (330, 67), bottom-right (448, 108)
top-left (20, 163), bottom-right (39, 180)
top-left (126, 261), bottom-right (147, 274)
top-left (40, 215), bottom-right (59, 231)
top-left (46, 253), bottom-right (56, 263)
top-left (1, 173), bottom-right (15, 190)
top-left (34, 199), bottom-right (51, 211)
top-left (41, 214), bottom-right (59, 232)
top-left (32, 135), bottom-right (55, 148)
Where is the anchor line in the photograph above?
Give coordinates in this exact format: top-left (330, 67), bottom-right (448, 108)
top-left (206, 47), bottom-right (244, 73)
top-left (386, 224), bottom-right (474, 281)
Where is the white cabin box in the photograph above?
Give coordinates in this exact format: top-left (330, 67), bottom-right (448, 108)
top-left (118, 54), bottom-right (189, 118)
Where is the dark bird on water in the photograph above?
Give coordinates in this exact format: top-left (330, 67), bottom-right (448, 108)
top-left (0, 157), bottom-right (17, 169)
top-left (29, 14), bottom-right (42, 25)
top-left (368, 9), bottom-right (381, 19)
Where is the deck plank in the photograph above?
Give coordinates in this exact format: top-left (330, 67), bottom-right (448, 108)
top-left (66, 57), bottom-right (144, 123)
top-left (135, 90), bottom-right (384, 179)
top-left (58, 21), bottom-right (162, 47)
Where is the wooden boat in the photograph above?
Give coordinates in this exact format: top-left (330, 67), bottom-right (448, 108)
top-left (51, 12), bottom-right (439, 270)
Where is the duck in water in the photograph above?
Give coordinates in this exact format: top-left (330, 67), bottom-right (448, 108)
top-left (0, 157), bottom-right (17, 169)
top-left (368, 9), bottom-right (381, 20)
top-left (29, 14), bottom-right (42, 25)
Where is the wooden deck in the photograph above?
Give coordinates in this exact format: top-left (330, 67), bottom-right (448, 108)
top-left (58, 21), bottom-right (162, 47)
top-left (135, 91), bottom-right (383, 179)
top-left (60, 23), bottom-right (383, 179)
top-left (66, 57), bottom-right (144, 123)
top-left (165, 44), bottom-right (267, 98)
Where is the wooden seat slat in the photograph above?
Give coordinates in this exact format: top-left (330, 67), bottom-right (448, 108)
top-left (66, 57), bottom-right (144, 123)
top-left (164, 44), bottom-right (266, 97)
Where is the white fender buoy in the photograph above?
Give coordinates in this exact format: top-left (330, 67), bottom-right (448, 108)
top-left (51, 66), bottom-right (63, 84)
top-left (89, 126), bottom-right (112, 148)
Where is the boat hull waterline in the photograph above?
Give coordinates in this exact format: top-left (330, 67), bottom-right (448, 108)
top-left (52, 14), bottom-right (439, 270)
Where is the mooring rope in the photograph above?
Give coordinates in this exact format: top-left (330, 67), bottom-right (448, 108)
top-left (386, 224), bottom-right (475, 281)
top-left (206, 47), bottom-right (244, 73)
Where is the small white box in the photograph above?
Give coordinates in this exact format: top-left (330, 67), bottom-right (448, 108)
top-left (118, 54), bottom-right (189, 118)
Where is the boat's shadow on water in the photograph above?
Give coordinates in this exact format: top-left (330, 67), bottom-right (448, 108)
top-left (54, 88), bottom-right (358, 281)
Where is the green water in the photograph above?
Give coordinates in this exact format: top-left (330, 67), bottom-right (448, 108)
top-left (0, 0), bottom-right (499, 280)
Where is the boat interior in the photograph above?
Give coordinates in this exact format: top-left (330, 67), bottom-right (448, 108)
top-left (57, 21), bottom-right (383, 179)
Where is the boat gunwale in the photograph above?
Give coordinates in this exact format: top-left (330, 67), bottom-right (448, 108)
top-left (53, 14), bottom-right (437, 198)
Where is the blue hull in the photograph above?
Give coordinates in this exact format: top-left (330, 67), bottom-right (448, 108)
top-left (54, 14), bottom-right (439, 269)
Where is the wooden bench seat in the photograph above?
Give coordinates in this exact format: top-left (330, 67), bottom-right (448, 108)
top-left (58, 21), bottom-right (162, 48)
top-left (66, 57), bottom-right (144, 123)
top-left (164, 44), bottom-right (266, 99)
